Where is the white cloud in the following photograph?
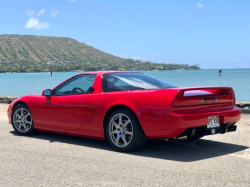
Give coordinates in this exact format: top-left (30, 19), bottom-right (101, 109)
top-left (26, 9), bottom-right (35, 16)
top-left (25, 17), bottom-right (50, 30)
top-left (68, 0), bottom-right (77, 2)
top-left (197, 2), bottom-right (204, 8)
top-left (37, 9), bottom-right (45, 16)
top-left (248, 25), bottom-right (250, 28)
top-left (50, 10), bottom-right (58, 17)
top-left (166, 54), bottom-right (170, 58)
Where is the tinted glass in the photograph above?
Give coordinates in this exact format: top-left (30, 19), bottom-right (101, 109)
top-left (53, 74), bottom-right (96, 95)
top-left (102, 73), bottom-right (176, 92)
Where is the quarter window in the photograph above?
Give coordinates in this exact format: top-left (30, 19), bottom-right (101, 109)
top-left (102, 73), bottom-right (176, 92)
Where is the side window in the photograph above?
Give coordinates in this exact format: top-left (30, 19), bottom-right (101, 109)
top-left (103, 74), bottom-right (142, 92)
top-left (106, 76), bottom-right (130, 89)
top-left (53, 74), bottom-right (96, 96)
top-left (114, 79), bottom-right (130, 87)
top-left (102, 73), bottom-right (176, 92)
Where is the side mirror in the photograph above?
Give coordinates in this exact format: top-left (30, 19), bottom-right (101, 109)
top-left (42, 89), bottom-right (52, 96)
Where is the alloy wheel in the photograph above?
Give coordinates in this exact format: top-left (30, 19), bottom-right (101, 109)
top-left (108, 113), bottom-right (133, 148)
top-left (13, 108), bottom-right (33, 133)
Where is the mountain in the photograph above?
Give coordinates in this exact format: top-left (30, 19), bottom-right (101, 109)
top-left (0, 34), bottom-right (124, 63)
top-left (0, 34), bottom-right (200, 72)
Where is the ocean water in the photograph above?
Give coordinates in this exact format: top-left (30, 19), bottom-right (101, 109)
top-left (0, 69), bottom-right (249, 101)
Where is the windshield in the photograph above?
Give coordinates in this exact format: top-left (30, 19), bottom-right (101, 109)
top-left (102, 73), bottom-right (177, 92)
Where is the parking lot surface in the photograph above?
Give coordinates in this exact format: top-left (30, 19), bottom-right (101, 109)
top-left (0, 104), bottom-right (250, 186)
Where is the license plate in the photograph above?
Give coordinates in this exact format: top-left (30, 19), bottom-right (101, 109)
top-left (207, 116), bottom-right (220, 128)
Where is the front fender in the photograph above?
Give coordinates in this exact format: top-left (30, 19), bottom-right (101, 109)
top-left (7, 95), bottom-right (41, 124)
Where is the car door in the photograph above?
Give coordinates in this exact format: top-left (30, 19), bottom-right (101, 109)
top-left (35, 74), bottom-right (97, 131)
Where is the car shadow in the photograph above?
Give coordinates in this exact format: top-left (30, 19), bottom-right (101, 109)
top-left (10, 131), bottom-right (248, 162)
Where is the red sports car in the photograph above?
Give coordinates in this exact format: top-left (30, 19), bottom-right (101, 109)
top-left (7, 71), bottom-right (241, 151)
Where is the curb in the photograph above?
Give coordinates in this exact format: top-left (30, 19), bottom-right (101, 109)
top-left (0, 97), bottom-right (17, 104)
top-left (236, 102), bottom-right (250, 114)
top-left (241, 109), bottom-right (250, 114)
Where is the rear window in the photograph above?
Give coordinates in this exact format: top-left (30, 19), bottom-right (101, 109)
top-left (102, 73), bottom-right (177, 92)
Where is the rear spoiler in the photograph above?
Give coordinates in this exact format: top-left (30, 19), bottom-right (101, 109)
top-left (171, 87), bottom-right (235, 107)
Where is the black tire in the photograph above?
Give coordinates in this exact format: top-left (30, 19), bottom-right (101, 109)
top-left (106, 108), bottom-right (147, 152)
top-left (11, 104), bottom-right (36, 135)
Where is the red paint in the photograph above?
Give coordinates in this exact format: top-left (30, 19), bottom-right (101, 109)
top-left (7, 71), bottom-right (241, 139)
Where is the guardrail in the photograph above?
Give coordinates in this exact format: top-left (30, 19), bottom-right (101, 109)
top-left (1, 97), bottom-right (250, 114)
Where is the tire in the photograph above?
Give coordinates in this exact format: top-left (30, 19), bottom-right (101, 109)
top-left (11, 104), bottom-right (36, 135)
top-left (106, 109), bottom-right (147, 152)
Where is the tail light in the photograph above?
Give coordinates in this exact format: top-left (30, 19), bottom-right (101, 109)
top-left (172, 87), bottom-right (234, 107)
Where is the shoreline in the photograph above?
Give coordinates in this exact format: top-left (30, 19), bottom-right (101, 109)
top-left (0, 69), bottom-right (201, 74)
top-left (1, 68), bottom-right (250, 74)
top-left (1, 96), bottom-right (249, 114)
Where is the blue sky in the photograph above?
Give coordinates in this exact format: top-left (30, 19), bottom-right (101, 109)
top-left (0, 0), bottom-right (250, 69)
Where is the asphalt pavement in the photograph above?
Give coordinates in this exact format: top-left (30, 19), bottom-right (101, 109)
top-left (0, 104), bottom-right (250, 187)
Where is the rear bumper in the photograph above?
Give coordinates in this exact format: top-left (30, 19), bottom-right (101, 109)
top-left (145, 106), bottom-right (241, 139)
top-left (177, 123), bottom-right (237, 139)
top-left (166, 106), bottom-right (241, 130)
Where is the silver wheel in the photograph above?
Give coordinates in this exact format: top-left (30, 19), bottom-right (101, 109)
top-left (13, 108), bottom-right (33, 133)
top-left (108, 113), bottom-right (133, 148)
